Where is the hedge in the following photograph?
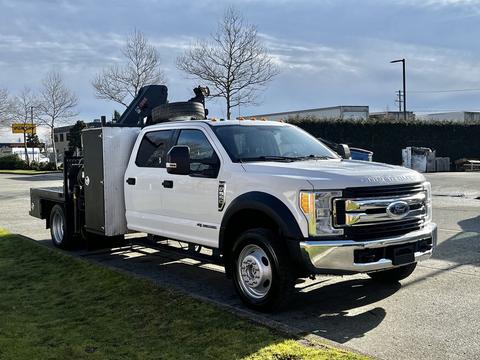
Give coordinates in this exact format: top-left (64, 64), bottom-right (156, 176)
top-left (292, 118), bottom-right (480, 165)
top-left (0, 154), bottom-right (29, 170)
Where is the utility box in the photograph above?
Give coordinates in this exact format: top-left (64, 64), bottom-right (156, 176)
top-left (402, 147), bottom-right (436, 173)
top-left (82, 127), bottom-right (140, 236)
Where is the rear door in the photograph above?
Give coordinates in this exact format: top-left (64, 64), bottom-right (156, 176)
top-left (124, 129), bottom-right (175, 233)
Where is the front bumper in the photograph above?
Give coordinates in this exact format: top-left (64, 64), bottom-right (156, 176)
top-left (299, 222), bottom-right (437, 274)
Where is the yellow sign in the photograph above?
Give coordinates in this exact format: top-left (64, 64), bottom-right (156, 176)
top-left (11, 123), bottom-right (36, 134)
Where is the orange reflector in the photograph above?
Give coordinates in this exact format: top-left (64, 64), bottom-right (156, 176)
top-left (300, 193), bottom-right (313, 214)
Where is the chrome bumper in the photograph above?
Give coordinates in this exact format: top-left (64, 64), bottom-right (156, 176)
top-left (299, 222), bottom-right (437, 274)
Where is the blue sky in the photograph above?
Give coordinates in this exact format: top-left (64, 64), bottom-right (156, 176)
top-left (1, 0), bottom-right (480, 141)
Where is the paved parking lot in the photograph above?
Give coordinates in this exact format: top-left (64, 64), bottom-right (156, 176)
top-left (0, 171), bottom-right (479, 360)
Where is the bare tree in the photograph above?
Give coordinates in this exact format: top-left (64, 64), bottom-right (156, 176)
top-left (11, 88), bottom-right (40, 164)
top-left (38, 71), bottom-right (78, 168)
top-left (0, 88), bottom-right (12, 124)
top-left (177, 7), bottom-right (279, 119)
top-left (92, 29), bottom-right (166, 107)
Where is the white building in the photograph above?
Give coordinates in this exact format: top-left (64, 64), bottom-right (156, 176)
top-left (369, 111), bottom-right (415, 121)
top-left (422, 111), bottom-right (480, 123)
top-left (0, 144), bottom-right (48, 162)
top-left (246, 106), bottom-right (369, 121)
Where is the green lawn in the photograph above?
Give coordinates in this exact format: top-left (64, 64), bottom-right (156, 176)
top-left (0, 169), bottom-right (60, 175)
top-left (0, 229), bottom-right (369, 360)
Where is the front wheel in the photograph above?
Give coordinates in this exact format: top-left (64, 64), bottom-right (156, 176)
top-left (368, 262), bottom-right (417, 283)
top-left (231, 228), bottom-right (296, 312)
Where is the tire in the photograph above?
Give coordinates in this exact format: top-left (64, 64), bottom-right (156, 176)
top-left (368, 262), bottom-right (417, 283)
top-left (151, 101), bottom-right (205, 122)
top-left (49, 204), bottom-right (73, 249)
top-left (231, 228), bottom-right (296, 312)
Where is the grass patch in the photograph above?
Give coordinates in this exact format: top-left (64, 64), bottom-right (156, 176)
top-left (0, 169), bottom-right (60, 175)
top-left (0, 230), bottom-right (369, 360)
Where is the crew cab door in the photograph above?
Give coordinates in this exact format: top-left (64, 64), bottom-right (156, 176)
top-left (124, 129), bottom-right (175, 233)
top-left (160, 128), bottom-right (222, 247)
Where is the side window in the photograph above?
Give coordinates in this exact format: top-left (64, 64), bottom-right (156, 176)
top-left (136, 130), bottom-right (174, 168)
top-left (176, 129), bottom-right (220, 178)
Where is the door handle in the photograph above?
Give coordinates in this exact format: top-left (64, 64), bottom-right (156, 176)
top-left (162, 180), bottom-right (173, 188)
top-left (126, 177), bottom-right (136, 185)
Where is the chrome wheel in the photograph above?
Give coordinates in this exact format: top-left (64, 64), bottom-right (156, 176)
top-left (236, 244), bottom-right (273, 300)
top-left (51, 210), bottom-right (64, 245)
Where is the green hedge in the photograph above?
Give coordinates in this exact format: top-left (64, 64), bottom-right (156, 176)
top-left (0, 154), bottom-right (29, 170)
top-left (0, 154), bottom-right (57, 170)
top-left (293, 119), bottom-right (480, 165)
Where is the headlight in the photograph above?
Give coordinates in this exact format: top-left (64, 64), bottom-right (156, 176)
top-left (423, 181), bottom-right (432, 223)
top-left (299, 191), bottom-right (343, 237)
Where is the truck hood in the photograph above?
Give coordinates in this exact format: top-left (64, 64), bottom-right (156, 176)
top-left (241, 159), bottom-right (425, 189)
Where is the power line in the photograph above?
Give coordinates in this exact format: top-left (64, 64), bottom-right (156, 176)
top-left (410, 88), bottom-right (480, 94)
top-left (410, 109), bottom-right (480, 112)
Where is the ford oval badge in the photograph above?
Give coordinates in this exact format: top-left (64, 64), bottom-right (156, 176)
top-left (386, 201), bottom-right (410, 219)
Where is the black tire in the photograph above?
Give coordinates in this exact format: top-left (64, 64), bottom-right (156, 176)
top-left (151, 101), bottom-right (205, 122)
top-left (49, 204), bottom-right (73, 249)
top-left (231, 228), bottom-right (296, 312)
top-left (368, 262), bottom-right (417, 283)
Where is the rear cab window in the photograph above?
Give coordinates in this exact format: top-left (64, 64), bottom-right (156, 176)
top-left (135, 130), bottom-right (175, 168)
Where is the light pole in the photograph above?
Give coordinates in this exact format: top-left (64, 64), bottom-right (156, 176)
top-left (30, 106), bottom-right (35, 163)
top-left (390, 58), bottom-right (407, 121)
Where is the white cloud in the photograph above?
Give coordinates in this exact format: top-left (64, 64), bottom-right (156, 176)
top-left (394, 0), bottom-right (480, 10)
top-left (259, 33), bottom-right (360, 76)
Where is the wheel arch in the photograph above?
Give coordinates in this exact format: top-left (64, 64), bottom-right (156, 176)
top-left (219, 191), bottom-right (304, 277)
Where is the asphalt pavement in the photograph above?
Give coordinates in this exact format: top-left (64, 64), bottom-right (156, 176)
top-left (0, 171), bottom-right (479, 360)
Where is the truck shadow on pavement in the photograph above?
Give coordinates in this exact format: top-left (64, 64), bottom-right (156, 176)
top-left (57, 240), bottom-right (399, 345)
top-left (276, 279), bottom-right (395, 343)
top-left (433, 215), bottom-right (480, 265)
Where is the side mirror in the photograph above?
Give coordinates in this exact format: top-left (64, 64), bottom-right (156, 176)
top-left (166, 146), bottom-right (190, 175)
top-left (337, 144), bottom-right (351, 160)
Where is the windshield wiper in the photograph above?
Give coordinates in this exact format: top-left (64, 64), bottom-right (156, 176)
top-left (238, 155), bottom-right (298, 162)
top-left (295, 154), bottom-right (336, 160)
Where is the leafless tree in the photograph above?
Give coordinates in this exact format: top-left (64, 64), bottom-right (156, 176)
top-left (177, 7), bottom-right (279, 119)
top-left (38, 71), bottom-right (78, 168)
top-left (11, 88), bottom-right (40, 164)
top-left (0, 88), bottom-right (12, 123)
top-left (92, 29), bottom-right (167, 107)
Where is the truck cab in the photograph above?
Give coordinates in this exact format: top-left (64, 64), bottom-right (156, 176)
top-left (122, 119), bottom-right (436, 310)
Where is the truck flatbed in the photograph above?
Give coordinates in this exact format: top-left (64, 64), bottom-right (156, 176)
top-left (30, 187), bottom-right (65, 219)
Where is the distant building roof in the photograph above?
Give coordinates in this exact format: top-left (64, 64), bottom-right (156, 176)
top-left (247, 105), bottom-right (368, 118)
top-left (422, 111), bottom-right (480, 122)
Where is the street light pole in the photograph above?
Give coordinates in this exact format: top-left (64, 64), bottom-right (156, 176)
top-left (390, 58), bottom-right (407, 121)
top-left (30, 106), bottom-right (34, 163)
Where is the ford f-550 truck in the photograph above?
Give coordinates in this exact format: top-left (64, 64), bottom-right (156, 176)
top-left (30, 86), bottom-right (437, 311)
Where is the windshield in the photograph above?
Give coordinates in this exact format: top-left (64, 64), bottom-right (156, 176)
top-left (212, 124), bottom-right (339, 162)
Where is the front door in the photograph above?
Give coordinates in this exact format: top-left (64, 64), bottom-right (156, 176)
top-left (159, 129), bottom-right (223, 247)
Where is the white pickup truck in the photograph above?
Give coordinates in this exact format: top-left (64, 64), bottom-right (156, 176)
top-left (30, 117), bottom-right (436, 311)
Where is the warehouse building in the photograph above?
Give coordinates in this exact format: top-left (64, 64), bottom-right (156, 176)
top-left (246, 105), bottom-right (369, 122)
top-left (422, 111), bottom-right (480, 123)
top-left (369, 111), bottom-right (416, 121)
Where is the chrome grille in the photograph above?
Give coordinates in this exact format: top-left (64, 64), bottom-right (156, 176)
top-left (333, 183), bottom-right (427, 240)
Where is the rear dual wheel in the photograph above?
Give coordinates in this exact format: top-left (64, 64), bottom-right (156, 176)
top-left (49, 204), bottom-right (74, 249)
